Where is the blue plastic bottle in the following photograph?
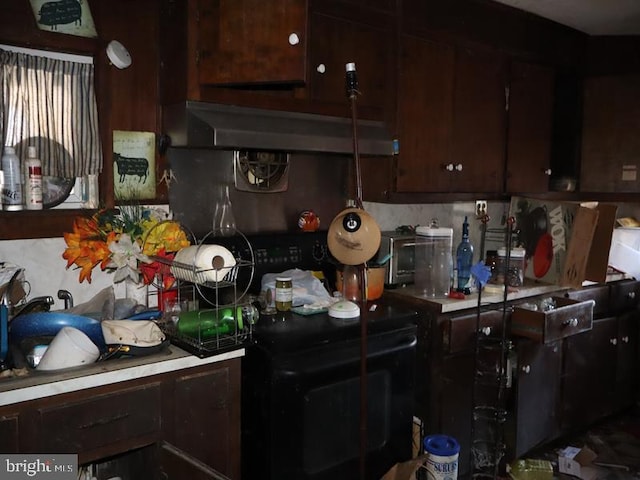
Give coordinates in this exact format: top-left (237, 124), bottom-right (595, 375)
top-left (456, 216), bottom-right (474, 293)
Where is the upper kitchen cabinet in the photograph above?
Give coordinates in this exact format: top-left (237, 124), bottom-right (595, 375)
top-left (306, 1), bottom-right (395, 118)
top-left (396, 35), bottom-right (454, 192)
top-left (396, 37), bottom-right (506, 193)
top-left (159, 0), bottom-right (395, 119)
top-left (505, 61), bottom-right (555, 194)
top-left (196, 0), bottom-right (308, 86)
top-left (580, 74), bottom-right (640, 193)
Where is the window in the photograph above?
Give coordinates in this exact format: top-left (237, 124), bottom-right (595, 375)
top-left (0, 44), bottom-right (101, 209)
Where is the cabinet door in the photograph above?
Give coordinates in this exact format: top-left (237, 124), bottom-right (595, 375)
top-left (397, 35), bottom-right (454, 192)
top-left (196, 0), bottom-right (308, 85)
top-left (505, 62), bottom-right (555, 193)
top-left (307, 10), bottom-right (393, 114)
top-left (170, 363), bottom-right (241, 480)
top-left (615, 311), bottom-right (639, 411)
top-left (451, 47), bottom-right (507, 193)
top-left (0, 413), bottom-right (19, 453)
top-left (581, 74), bottom-right (640, 192)
top-left (510, 339), bottom-right (561, 458)
top-left (563, 317), bottom-right (617, 430)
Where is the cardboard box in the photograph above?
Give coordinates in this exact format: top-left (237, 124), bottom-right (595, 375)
top-left (558, 446), bottom-right (599, 480)
top-left (509, 197), bottom-right (617, 287)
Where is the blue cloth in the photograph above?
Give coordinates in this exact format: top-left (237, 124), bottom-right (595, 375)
top-left (471, 260), bottom-right (492, 288)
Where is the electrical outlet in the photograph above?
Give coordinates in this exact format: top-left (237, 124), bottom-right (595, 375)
top-left (475, 200), bottom-right (488, 218)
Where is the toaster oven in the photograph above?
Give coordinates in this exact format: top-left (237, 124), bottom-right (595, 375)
top-left (376, 232), bottom-right (416, 287)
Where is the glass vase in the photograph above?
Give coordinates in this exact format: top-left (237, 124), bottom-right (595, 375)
top-left (212, 184), bottom-right (237, 236)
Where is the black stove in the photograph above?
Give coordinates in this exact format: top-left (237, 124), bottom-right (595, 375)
top-left (221, 231), bottom-right (419, 480)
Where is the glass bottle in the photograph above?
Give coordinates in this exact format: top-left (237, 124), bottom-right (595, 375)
top-left (177, 304), bottom-right (257, 339)
top-left (456, 216), bottom-right (474, 293)
top-left (212, 184), bottom-right (237, 236)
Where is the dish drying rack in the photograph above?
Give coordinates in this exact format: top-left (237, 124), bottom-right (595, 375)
top-left (149, 234), bottom-right (256, 358)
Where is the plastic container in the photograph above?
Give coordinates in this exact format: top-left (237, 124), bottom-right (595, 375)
top-left (495, 247), bottom-right (526, 287)
top-left (414, 224), bottom-right (453, 298)
top-left (1, 146), bottom-right (23, 210)
top-left (24, 145), bottom-right (43, 210)
top-left (421, 434), bottom-right (460, 480)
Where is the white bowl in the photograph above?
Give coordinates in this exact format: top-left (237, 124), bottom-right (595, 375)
top-left (37, 326), bottom-right (99, 371)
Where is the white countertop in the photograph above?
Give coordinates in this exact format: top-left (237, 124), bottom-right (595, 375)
top-left (0, 346), bottom-right (245, 407)
top-left (386, 273), bottom-right (631, 313)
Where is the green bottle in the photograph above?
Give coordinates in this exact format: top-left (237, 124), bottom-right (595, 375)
top-left (177, 305), bottom-right (257, 339)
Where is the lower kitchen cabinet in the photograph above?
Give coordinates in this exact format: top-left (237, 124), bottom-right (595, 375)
top-left (0, 358), bottom-right (241, 479)
top-left (0, 412), bottom-right (19, 453)
top-left (507, 339), bottom-right (562, 458)
top-left (392, 279), bottom-right (640, 476)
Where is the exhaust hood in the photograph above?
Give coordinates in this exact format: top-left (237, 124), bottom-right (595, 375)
top-left (162, 101), bottom-right (395, 156)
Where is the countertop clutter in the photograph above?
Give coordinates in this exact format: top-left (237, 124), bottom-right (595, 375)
top-left (385, 273), bottom-right (631, 313)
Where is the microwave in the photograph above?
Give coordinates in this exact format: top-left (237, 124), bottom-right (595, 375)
top-left (376, 232), bottom-right (417, 287)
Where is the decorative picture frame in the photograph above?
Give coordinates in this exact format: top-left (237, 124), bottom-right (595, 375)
top-left (29, 0), bottom-right (97, 39)
top-left (113, 131), bottom-right (157, 201)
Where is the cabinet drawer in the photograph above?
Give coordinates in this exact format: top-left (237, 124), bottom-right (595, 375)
top-left (565, 285), bottom-right (609, 318)
top-left (610, 280), bottom-right (640, 314)
top-left (445, 310), bottom-right (505, 353)
top-left (511, 297), bottom-right (594, 344)
top-left (37, 384), bottom-right (161, 453)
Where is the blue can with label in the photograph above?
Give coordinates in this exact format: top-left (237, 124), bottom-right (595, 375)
top-left (423, 434), bottom-right (460, 480)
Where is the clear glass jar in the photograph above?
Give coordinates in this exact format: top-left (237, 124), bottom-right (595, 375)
top-left (275, 276), bottom-right (293, 311)
top-left (496, 247), bottom-right (526, 287)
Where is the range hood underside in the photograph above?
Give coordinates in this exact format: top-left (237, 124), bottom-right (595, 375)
top-left (163, 101), bottom-right (395, 156)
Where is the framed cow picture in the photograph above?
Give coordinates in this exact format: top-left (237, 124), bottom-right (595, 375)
top-left (113, 130), bottom-right (156, 201)
top-left (29, 0), bottom-right (98, 38)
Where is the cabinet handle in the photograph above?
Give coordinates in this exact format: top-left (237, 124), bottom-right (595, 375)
top-left (480, 326), bottom-right (491, 336)
top-left (622, 336), bottom-right (630, 343)
top-left (316, 64), bottom-right (326, 74)
top-left (610, 338), bottom-right (618, 346)
top-left (562, 318), bottom-right (579, 328)
top-left (455, 163), bottom-right (463, 172)
top-left (288, 33), bottom-right (300, 45)
top-left (543, 168), bottom-right (552, 176)
top-left (628, 291), bottom-right (636, 300)
top-left (521, 365), bottom-right (531, 374)
top-left (445, 163), bottom-right (454, 171)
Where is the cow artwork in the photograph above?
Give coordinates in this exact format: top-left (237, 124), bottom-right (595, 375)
top-left (38, 0), bottom-right (82, 30)
top-left (29, 0), bottom-right (97, 38)
top-left (113, 152), bottom-right (149, 184)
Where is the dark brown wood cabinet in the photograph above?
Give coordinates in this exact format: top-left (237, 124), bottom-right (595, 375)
top-left (160, 0), bottom-right (395, 120)
top-left (196, 0), bottom-right (308, 86)
top-left (0, 358), bottom-right (241, 479)
top-left (509, 339), bottom-right (562, 458)
top-left (505, 61), bottom-right (555, 194)
top-left (396, 35), bottom-right (455, 192)
top-left (580, 74), bottom-right (640, 193)
top-left (450, 47), bottom-right (507, 193)
top-left (306, 5), bottom-right (395, 116)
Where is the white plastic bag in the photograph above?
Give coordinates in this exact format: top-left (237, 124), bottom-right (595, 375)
top-left (261, 269), bottom-right (332, 308)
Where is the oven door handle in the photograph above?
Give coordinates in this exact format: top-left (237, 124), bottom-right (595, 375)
top-left (273, 330), bottom-right (417, 378)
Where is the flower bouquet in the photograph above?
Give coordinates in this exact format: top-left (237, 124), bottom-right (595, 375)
top-left (62, 206), bottom-right (191, 290)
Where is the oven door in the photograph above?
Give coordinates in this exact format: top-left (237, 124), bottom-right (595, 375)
top-left (242, 324), bottom-right (417, 480)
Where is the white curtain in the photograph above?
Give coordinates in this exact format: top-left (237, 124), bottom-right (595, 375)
top-left (0, 48), bottom-right (102, 177)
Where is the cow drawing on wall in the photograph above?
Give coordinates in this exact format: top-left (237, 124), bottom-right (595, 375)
top-left (38, 0), bottom-right (82, 30)
top-left (113, 152), bottom-right (149, 184)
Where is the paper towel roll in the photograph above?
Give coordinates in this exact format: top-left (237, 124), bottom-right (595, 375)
top-left (172, 245), bottom-right (236, 283)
